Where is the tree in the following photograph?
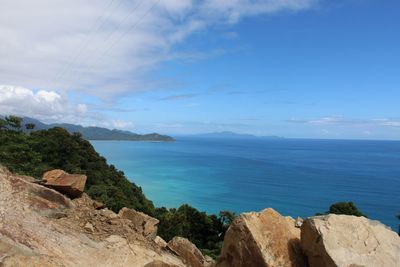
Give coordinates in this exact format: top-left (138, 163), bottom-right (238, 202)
top-left (0, 122), bottom-right (229, 258)
top-left (317, 202), bottom-right (366, 217)
top-left (219, 210), bottom-right (236, 225)
top-left (0, 119), bottom-right (7, 130)
top-left (5, 115), bottom-right (22, 131)
top-left (25, 123), bottom-right (36, 130)
top-left (396, 214), bottom-right (400, 236)
top-left (328, 202), bottom-right (366, 217)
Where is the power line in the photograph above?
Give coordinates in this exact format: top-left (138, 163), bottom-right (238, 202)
top-left (50, 0), bottom-right (124, 89)
top-left (62, 0), bottom-right (161, 92)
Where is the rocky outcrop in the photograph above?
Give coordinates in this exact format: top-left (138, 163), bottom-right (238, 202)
top-left (144, 260), bottom-right (181, 267)
top-left (167, 237), bottom-right (214, 267)
top-left (118, 207), bottom-right (159, 239)
top-left (0, 166), bottom-right (186, 267)
top-left (155, 236), bottom-right (168, 248)
top-left (42, 169), bottom-right (87, 198)
top-left (216, 208), bottom-right (307, 267)
top-left (301, 214), bottom-right (400, 267)
top-left (3, 165), bottom-right (400, 267)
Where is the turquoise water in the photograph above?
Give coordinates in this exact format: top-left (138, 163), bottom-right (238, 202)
top-left (91, 137), bottom-right (400, 230)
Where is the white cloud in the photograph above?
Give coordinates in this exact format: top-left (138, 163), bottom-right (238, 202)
top-left (373, 119), bottom-right (400, 127)
top-left (0, 0), bottom-right (317, 99)
top-left (108, 120), bottom-right (134, 129)
top-left (0, 85), bottom-right (85, 121)
top-left (0, 85), bottom-right (138, 129)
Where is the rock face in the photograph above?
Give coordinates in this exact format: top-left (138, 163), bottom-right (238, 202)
top-left (42, 169), bottom-right (87, 198)
top-left (301, 214), bottom-right (400, 267)
top-left (0, 166), bottom-right (187, 267)
top-left (216, 208), bottom-right (307, 267)
top-left (118, 207), bottom-right (159, 239)
top-left (167, 237), bottom-right (213, 267)
top-left (155, 236), bottom-right (168, 248)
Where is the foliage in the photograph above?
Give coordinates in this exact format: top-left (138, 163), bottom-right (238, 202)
top-left (25, 123), bottom-right (35, 130)
top-left (15, 116), bottom-right (174, 141)
top-left (317, 202), bottom-right (367, 217)
top-left (154, 204), bottom-right (231, 254)
top-left (5, 115), bottom-right (22, 131)
top-left (219, 210), bottom-right (236, 226)
top-left (0, 116), bottom-right (231, 257)
top-left (0, 118), bottom-right (7, 129)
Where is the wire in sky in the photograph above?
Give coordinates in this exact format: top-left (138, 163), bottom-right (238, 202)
top-left (62, 0), bottom-right (161, 92)
top-left (51, 0), bottom-right (124, 89)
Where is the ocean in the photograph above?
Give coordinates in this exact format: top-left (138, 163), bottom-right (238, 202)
top-left (91, 137), bottom-right (400, 230)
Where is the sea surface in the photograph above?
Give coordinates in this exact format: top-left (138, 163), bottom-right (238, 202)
top-left (91, 137), bottom-right (400, 230)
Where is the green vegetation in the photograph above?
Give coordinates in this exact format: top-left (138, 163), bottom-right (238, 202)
top-left (0, 116), bottom-right (230, 257)
top-left (12, 116), bottom-right (174, 141)
top-left (396, 214), bottom-right (400, 235)
top-left (317, 202), bottom-right (367, 217)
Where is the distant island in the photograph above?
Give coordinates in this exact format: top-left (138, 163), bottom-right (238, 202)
top-left (188, 131), bottom-right (283, 139)
top-left (1, 116), bottom-right (174, 142)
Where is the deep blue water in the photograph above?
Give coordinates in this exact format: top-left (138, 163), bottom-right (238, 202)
top-left (91, 137), bottom-right (400, 230)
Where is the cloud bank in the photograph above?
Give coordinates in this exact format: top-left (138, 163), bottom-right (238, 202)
top-left (0, 85), bottom-right (86, 120)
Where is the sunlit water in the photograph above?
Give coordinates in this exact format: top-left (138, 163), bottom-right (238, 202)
top-left (92, 137), bottom-right (400, 230)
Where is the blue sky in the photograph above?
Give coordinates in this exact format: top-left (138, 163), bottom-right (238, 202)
top-left (1, 0), bottom-right (400, 139)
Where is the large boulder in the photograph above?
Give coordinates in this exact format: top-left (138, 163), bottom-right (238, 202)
top-left (118, 207), bottom-right (159, 239)
top-left (301, 214), bottom-right (400, 267)
top-left (42, 169), bottom-right (87, 198)
top-left (167, 237), bottom-right (213, 267)
top-left (216, 208), bottom-right (307, 267)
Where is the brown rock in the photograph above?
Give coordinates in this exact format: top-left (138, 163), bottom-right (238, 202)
top-left (100, 208), bottom-right (118, 219)
top-left (167, 237), bottom-right (213, 267)
top-left (204, 256), bottom-right (214, 267)
top-left (93, 200), bottom-right (105, 210)
top-left (0, 166), bottom-right (187, 267)
top-left (301, 214), bottom-right (400, 267)
top-left (84, 222), bottom-right (95, 233)
top-left (216, 208), bottom-right (307, 267)
top-left (0, 253), bottom-right (65, 267)
top-left (118, 207), bottom-right (159, 239)
top-left (43, 169), bottom-right (67, 182)
top-left (42, 169), bottom-right (87, 198)
top-left (155, 235), bottom-right (168, 248)
top-left (144, 260), bottom-right (180, 267)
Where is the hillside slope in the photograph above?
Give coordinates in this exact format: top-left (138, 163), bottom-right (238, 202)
top-left (0, 166), bottom-right (193, 267)
top-left (2, 116), bottom-right (174, 141)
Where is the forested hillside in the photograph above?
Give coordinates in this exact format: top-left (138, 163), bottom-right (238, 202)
top-left (0, 115), bottom-right (230, 257)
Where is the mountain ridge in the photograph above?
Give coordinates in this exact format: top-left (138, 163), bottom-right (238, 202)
top-left (1, 115), bottom-right (174, 142)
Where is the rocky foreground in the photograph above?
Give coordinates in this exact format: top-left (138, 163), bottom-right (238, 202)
top-left (0, 166), bottom-right (399, 267)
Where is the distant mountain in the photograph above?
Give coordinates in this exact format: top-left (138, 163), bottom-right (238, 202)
top-left (2, 116), bottom-right (174, 142)
top-left (189, 131), bottom-right (283, 139)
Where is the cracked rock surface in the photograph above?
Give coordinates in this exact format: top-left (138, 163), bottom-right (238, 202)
top-left (301, 214), bottom-right (400, 267)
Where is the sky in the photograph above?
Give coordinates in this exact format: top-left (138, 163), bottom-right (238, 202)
top-left (0, 0), bottom-right (399, 139)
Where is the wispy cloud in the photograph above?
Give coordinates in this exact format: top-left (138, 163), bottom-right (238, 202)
top-left (287, 116), bottom-right (400, 127)
top-left (0, 0), bottom-right (318, 99)
top-left (159, 93), bottom-right (199, 101)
